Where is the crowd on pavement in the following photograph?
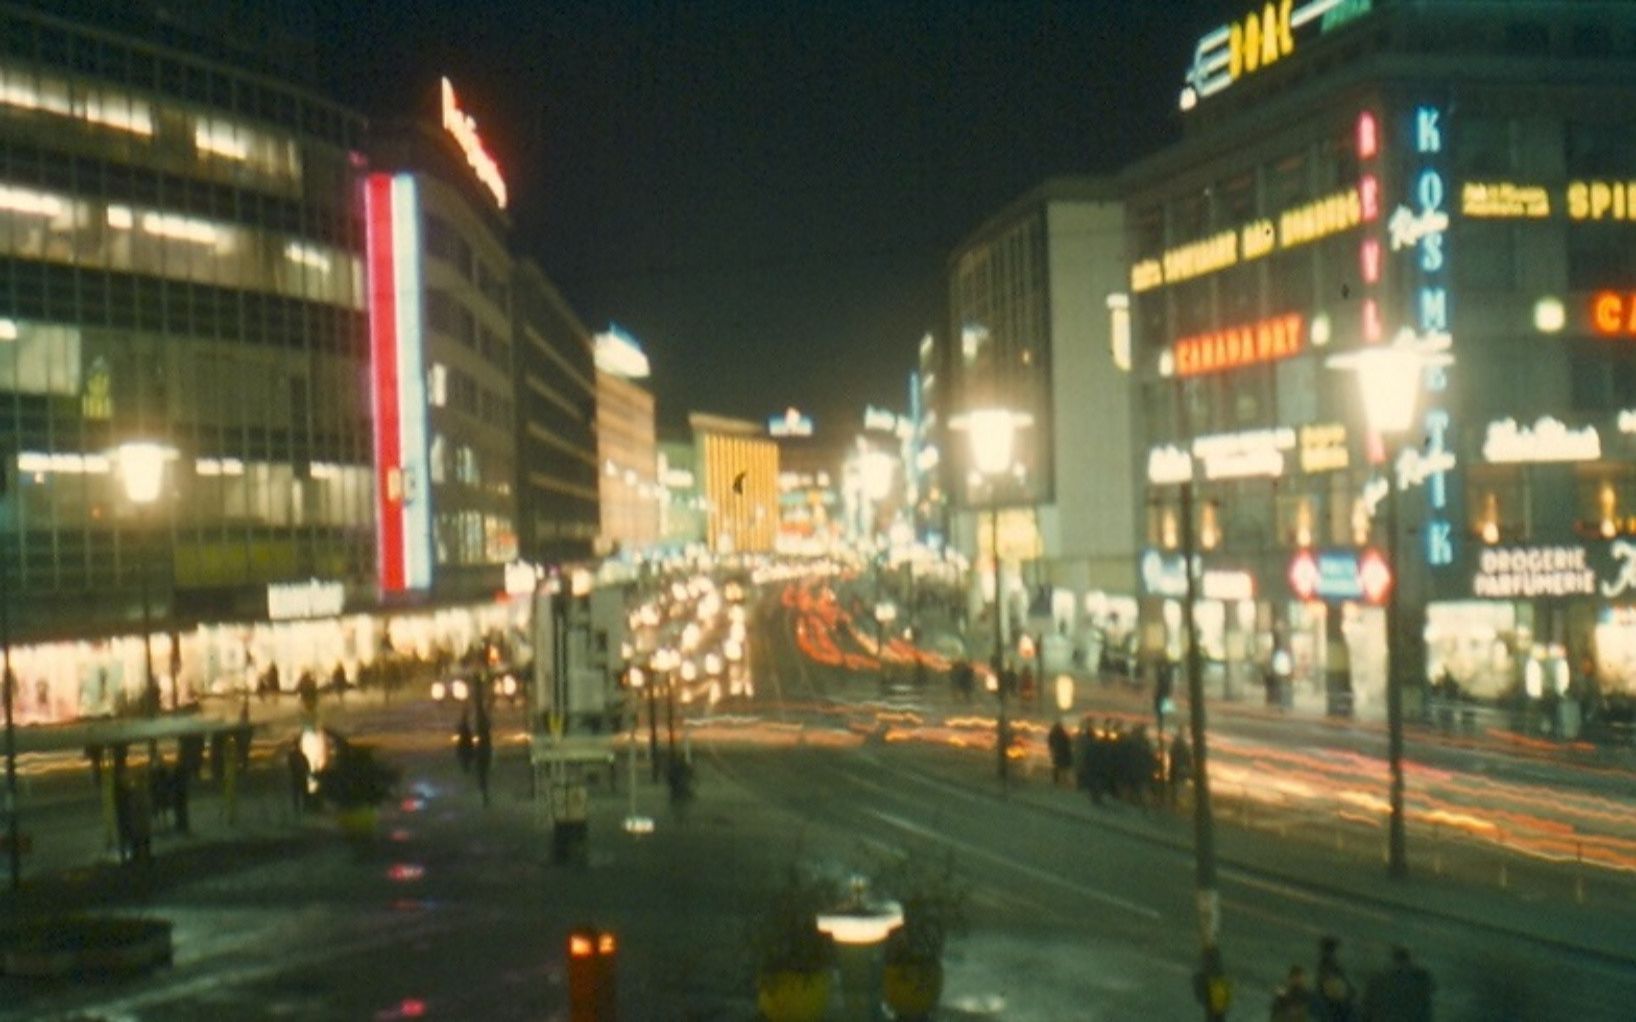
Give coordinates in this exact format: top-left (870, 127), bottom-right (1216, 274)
top-left (1267, 935), bottom-right (1434, 1021)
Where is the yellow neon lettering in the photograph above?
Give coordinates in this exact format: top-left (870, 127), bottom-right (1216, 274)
top-left (1229, 23), bottom-right (1244, 79)
top-left (1568, 182), bottom-right (1589, 219)
top-left (1261, 4), bottom-right (1280, 67)
top-left (1279, 0), bottom-right (1295, 54)
top-left (1594, 292), bottom-right (1625, 335)
top-left (1244, 12), bottom-right (1261, 73)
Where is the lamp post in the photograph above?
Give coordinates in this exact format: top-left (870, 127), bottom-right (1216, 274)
top-left (3, 535), bottom-right (18, 891)
top-left (117, 442), bottom-right (168, 718)
top-left (1329, 336), bottom-right (1452, 881)
top-left (959, 408), bottom-right (1030, 789)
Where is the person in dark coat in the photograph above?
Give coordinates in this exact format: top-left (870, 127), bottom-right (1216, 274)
top-left (1315, 936), bottom-right (1357, 1021)
top-left (287, 743), bottom-right (311, 815)
top-left (456, 713), bottom-right (475, 773)
top-left (1168, 732), bottom-right (1194, 808)
top-left (1360, 947), bottom-right (1433, 1022)
top-left (1046, 719), bottom-right (1072, 787)
top-left (474, 705), bottom-right (493, 807)
top-left (1073, 721), bottom-right (1095, 794)
top-left (1271, 965), bottom-right (1319, 1020)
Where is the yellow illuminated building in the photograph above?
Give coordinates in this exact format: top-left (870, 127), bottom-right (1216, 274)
top-left (689, 413), bottom-right (779, 554)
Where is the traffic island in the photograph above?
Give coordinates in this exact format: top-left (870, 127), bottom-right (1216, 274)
top-left (0, 916), bottom-right (173, 978)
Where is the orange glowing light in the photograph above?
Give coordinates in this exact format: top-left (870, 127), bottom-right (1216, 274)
top-left (1591, 291), bottom-right (1635, 337)
top-left (569, 935), bottom-right (594, 958)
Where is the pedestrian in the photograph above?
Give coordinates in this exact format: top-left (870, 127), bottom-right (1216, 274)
top-left (1271, 965), bottom-right (1319, 1020)
top-left (474, 706), bottom-right (493, 807)
top-left (1315, 935), bottom-right (1357, 1021)
top-left (1073, 720), bottom-right (1095, 794)
top-left (456, 713), bottom-right (475, 773)
top-left (234, 704), bottom-right (252, 771)
top-left (1168, 732), bottom-right (1194, 808)
top-left (114, 773), bottom-right (136, 864)
top-left (1047, 719), bottom-right (1072, 787)
top-left (331, 662), bottom-right (348, 698)
top-left (1155, 658), bottom-right (1176, 736)
top-left (287, 742), bottom-right (311, 815)
top-left (1360, 946), bottom-right (1434, 1022)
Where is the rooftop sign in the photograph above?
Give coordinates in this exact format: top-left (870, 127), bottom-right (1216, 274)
top-left (440, 77), bottom-right (507, 209)
top-left (769, 407), bottom-right (815, 438)
top-left (1179, 0), bottom-right (1372, 111)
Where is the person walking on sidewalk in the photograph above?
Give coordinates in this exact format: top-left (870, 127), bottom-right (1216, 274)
top-left (1315, 935), bottom-right (1358, 1021)
top-left (456, 713), bottom-right (475, 773)
top-left (1360, 947), bottom-right (1433, 1022)
top-left (1270, 965), bottom-right (1320, 1021)
top-left (474, 703), bottom-right (493, 807)
top-left (287, 742), bottom-right (311, 815)
top-left (1168, 731), bottom-right (1194, 809)
top-left (1047, 719), bottom-right (1072, 787)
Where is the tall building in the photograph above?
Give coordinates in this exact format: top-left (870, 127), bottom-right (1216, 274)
top-left (593, 326), bottom-right (658, 555)
top-left (1128, 0), bottom-right (1636, 717)
top-left (767, 406), bottom-right (840, 553)
top-left (511, 258), bottom-right (598, 567)
top-left (365, 78), bottom-right (520, 603)
top-left (657, 437), bottom-right (705, 551)
top-left (0, 1), bottom-right (376, 719)
top-left (690, 412), bottom-right (778, 554)
top-left (946, 177), bottom-right (1136, 651)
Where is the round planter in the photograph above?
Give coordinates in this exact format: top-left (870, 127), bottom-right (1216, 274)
top-left (756, 968), bottom-right (832, 1022)
top-left (2, 917), bottom-right (172, 978)
top-left (884, 958), bottom-right (943, 1020)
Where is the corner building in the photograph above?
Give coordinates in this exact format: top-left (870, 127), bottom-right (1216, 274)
top-left (1129, 1), bottom-right (1636, 726)
top-left (0, 1), bottom-right (375, 718)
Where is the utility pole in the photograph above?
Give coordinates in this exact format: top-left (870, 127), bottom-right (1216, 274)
top-left (1384, 454), bottom-right (1408, 879)
top-left (1181, 479), bottom-right (1228, 1020)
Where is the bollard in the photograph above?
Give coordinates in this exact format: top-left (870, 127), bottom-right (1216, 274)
top-left (567, 926), bottom-right (618, 1021)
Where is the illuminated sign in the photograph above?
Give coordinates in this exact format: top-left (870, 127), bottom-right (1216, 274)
top-left (1404, 105), bottom-right (1455, 569)
top-left (1147, 444), bottom-right (1193, 485)
top-left (1593, 292), bottom-right (1636, 337)
top-left (1299, 423), bottom-right (1348, 473)
top-left (768, 407), bottom-right (814, 438)
top-left (364, 173), bottom-right (434, 593)
top-left (1568, 181), bottom-right (1636, 222)
top-left (1192, 427), bottom-right (1296, 480)
top-left (1180, 0), bottom-right (1372, 111)
top-left (1482, 416), bottom-right (1602, 464)
top-left (1140, 550), bottom-right (1255, 601)
top-left (440, 77), bottom-right (507, 209)
top-left (1620, 409), bottom-right (1636, 435)
top-left (1288, 548), bottom-right (1390, 604)
top-left (1280, 187), bottom-right (1363, 247)
top-left (863, 405), bottom-right (901, 434)
top-left (1174, 312), bottom-right (1304, 377)
top-left (268, 579), bottom-right (345, 620)
top-left (1474, 546), bottom-right (1595, 599)
top-left (593, 327), bottom-right (650, 378)
top-left (1606, 540), bottom-right (1636, 599)
top-left (504, 560), bottom-right (540, 597)
top-left (1132, 186), bottom-right (1363, 292)
top-left (1461, 182), bottom-right (1549, 219)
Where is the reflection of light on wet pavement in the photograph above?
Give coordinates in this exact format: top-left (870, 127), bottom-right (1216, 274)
top-left (389, 828), bottom-right (413, 843)
top-left (399, 797), bottom-right (426, 813)
top-left (374, 997), bottom-right (427, 1019)
top-left (948, 993), bottom-right (1007, 1015)
top-left (387, 863), bottom-right (425, 882)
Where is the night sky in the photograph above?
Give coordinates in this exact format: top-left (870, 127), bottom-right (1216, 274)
top-left (311, 1), bottom-right (1238, 435)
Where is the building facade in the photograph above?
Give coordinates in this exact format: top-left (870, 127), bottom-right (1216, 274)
top-left (1129, 0), bottom-right (1636, 722)
top-left (657, 437), bottom-right (705, 551)
top-left (690, 412), bottom-right (778, 554)
top-left (0, 1), bottom-right (381, 718)
top-left (511, 258), bottom-right (598, 567)
top-left (593, 326), bottom-right (659, 555)
top-left (946, 177), bottom-right (1137, 655)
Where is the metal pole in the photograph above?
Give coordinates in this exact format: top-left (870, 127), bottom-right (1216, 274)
top-left (1181, 479), bottom-right (1226, 1021)
top-left (666, 676), bottom-right (677, 762)
top-left (139, 546), bottom-right (156, 718)
top-left (992, 506), bottom-right (1007, 790)
top-left (1384, 460), bottom-right (1408, 879)
top-left (647, 684), bottom-right (661, 783)
top-left (3, 540), bottom-right (19, 891)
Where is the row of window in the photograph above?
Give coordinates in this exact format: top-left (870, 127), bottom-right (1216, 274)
top-left (0, 10), bottom-right (359, 148)
top-left (0, 181), bottom-right (362, 308)
top-left (423, 287), bottom-right (512, 368)
top-left (434, 509), bottom-right (516, 567)
top-left (423, 211), bottom-right (510, 309)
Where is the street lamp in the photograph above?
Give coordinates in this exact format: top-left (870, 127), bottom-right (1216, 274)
top-left (1329, 334), bottom-right (1453, 881)
top-left (956, 407), bottom-right (1031, 788)
top-left (117, 442), bottom-right (169, 718)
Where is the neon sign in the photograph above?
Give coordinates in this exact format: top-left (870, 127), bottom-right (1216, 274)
top-left (1403, 104), bottom-right (1455, 568)
top-left (1482, 416), bottom-right (1602, 464)
top-left (1474, 546), bottom-right (1595, 599)
top-left (1279, 187), bottom-right (1362, 247)
top-left (1173, 313), bottom-right (1304, 377)
top-left (1288, 548), bottom-right (1390, 604)
top-left (768, 407), bottom-right (815, 438)
top-left (1192, 427), bottom-right (1296, 480)
top-left (1299, 423), bottom-right (1348, 473)
top-left (267, 579), bottom-right (345, 620)
top-left (1462, 182), bottom-right (1550, 219)
top-left (1568, 181), bottom-right (1636, 222)
top-left (440, 78), bottom-right (507, 209)
top-left (1593, 292), bottom-right (1636, 337)
top-left (1146, 444), bottom-right (1193, 485)
top-left (1180, 0), bottom-right (1372, 111)
top-left (364, 173), bottom-right (435, 593)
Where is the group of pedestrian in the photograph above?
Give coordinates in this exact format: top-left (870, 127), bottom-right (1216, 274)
top-left (1054, 716), bottom-right (1192, 809)
top-left (1270, 936), bottom-right (1434, 1021)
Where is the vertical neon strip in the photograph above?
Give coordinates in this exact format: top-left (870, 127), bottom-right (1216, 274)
top-left (364, 174), bottom-right (405, 592)
top-left (391, 175), bottom-right (433, 590)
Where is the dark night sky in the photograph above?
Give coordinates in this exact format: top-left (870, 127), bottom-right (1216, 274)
top-left (309, 1), bottom-right (1239, 434)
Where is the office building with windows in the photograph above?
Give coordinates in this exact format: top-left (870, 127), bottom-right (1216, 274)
top-left (0, 0), bottom-right (384, 720)
top-left (593, 326), bottom-right (659, 556)
top-left (1128, 0), bottom-right (1636, 720)
top-left (946, 176), bottom-right (1136, 657)
top-left (511, 257), bottom-right (598, 567)
top-left (690, 412), bottom-right (778, 555)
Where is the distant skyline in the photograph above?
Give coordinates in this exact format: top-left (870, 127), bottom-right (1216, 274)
top-left (312, 0), bottom-right (1239, 433)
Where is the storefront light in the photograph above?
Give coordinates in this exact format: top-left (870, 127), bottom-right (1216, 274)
top-left (1533, 297), bottom-right (1566, 334)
